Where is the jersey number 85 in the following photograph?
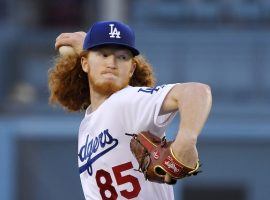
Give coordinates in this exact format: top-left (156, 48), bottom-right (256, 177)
top-left (95, 161), bottom-right (141, 199)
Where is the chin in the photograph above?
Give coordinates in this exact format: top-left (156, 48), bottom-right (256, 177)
top-left (92, 81), bottom-right (128, 96)
top-left (89, 73), bottom-right (130, 95)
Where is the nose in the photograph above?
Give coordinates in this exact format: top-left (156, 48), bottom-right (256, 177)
top-left (105, 55), bottom-right (117, 69)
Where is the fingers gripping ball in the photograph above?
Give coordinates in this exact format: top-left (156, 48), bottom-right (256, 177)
top-left (59, 46), bottom-right (76, 56)
top-left (126, 131), bottom-right (201, 185)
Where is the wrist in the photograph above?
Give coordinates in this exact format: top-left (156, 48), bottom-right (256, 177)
top-left (175, 131), bottom-right (198, 147)
top-left (170, 141), bottom-right (199, 169)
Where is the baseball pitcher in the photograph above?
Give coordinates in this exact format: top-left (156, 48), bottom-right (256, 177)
top-left (48, 21), bottom-right (212, 200)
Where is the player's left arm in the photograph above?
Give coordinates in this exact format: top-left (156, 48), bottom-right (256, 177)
top-left (160, 82), bottom-right (212, 168)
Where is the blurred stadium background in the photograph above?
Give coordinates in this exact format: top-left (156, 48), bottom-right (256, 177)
top-left (0, 0), bottom-right (270, 199)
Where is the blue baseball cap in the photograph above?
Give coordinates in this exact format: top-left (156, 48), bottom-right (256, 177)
top-left (83, 21), bottom-right (140, 56)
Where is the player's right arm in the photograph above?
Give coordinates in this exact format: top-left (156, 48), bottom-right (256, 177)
top-left (55, 31), bottom-right (86, 55)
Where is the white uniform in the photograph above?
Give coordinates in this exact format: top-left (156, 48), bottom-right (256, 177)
top-left (78, 84), bottom-right (178, 200)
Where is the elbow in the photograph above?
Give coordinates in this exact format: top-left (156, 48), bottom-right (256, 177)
top-left (183, 82), bottom-right (212, 103)
top-left (204, 84), bottom-right (212, 101)
top-left (197, 83), bottom-right (211, 98)
top-left (193, 82), bottom-right (212, 99)
top-left (181, 82), bottom-right (211, 93)
top-left (174, 82), bottom-right (212, 105)
top-left (194, 83), bottom-right (212, 106)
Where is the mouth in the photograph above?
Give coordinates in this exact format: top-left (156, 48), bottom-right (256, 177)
top-left (101, 70), bottom-right (118, 76)
top-left (101, 71), bottom-right (118, 80)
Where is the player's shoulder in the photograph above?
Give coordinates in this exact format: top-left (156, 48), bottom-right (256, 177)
top-left (118, 84), bottom-right (170, 94)
top-left (123, 84), bottom-right (175, 95)
top-left (110, 86), bottom-right (138, 101)
top-left (105, 84), bottom-right (177, 110)
top-left (112, 84), bottom-right (175, 101)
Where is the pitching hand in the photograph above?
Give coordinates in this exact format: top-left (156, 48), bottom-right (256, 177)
top-left (55, 31), bottom-right (86, 55)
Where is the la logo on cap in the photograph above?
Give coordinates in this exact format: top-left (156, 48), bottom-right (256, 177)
top-left (109, 24), bottom-right (121, 38)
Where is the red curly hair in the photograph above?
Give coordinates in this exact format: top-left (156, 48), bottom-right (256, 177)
top-left (48, 52), bottom-right (156, 112)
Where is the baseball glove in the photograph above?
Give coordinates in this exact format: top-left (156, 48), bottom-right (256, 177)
top-left (126, 131), bottom-right (201, 185)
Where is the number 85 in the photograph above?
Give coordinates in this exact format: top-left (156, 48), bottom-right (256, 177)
top-left (95, 162), bottom-right (141, 200)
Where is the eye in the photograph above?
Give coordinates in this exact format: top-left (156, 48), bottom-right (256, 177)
top-left (118, 55), bottom-right (127, 60)
top-left (102, 53), bottom-right (108, 57)
top-left (97, 50), bottom-right (109, 57)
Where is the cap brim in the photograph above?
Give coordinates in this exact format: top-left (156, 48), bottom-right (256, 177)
top-left (87, 42), bottom-right (140, 56)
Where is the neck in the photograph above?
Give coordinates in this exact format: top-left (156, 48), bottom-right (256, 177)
top-left (89, 88), bottom-right (111, 112)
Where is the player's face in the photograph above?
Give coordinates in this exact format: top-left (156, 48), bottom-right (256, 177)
top-left (81, 46), bottom-right (135, 95)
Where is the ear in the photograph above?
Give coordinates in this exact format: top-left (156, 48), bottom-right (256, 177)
top-left (129, 62), bottom-right (136, 78)
top-left (81, 56), bottom-right (89, 73)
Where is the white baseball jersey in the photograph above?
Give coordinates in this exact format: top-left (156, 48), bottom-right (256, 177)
top-left (78, 84), bottom-right (178, 200)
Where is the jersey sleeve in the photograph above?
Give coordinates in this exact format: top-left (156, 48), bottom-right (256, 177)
top-left (121, 84), bottom-right (179, 137)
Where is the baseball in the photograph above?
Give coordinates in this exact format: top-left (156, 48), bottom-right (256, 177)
top-left (59, 46), bottom-right (76, 56)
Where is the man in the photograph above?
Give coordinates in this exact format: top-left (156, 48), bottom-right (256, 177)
top-left (49, 21), bottom-right (212, 200)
